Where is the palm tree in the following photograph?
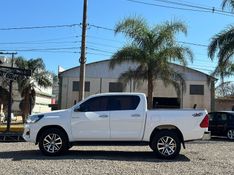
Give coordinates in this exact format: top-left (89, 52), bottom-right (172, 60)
top-left (15, 57), bottom-right (52, 123)
top-left (109, 17), bottom-right (193, 109)
top-left (221, 0), bottom-right (234, 11)
top-left (208, 0), bottom-right (234, 82)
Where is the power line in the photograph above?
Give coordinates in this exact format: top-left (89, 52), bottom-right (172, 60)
top-left (87, 52), bottom-right (112, 57)
top-left (88, 23), bottom-right (209, 48)
top-left (87, 47), bottom-right (115, 54)
top-left (126, 0), bottom-right (234, 17)
top-left (189, 66), bottom-right (214, 72)
top-left (0, 36), bottom-right (80, 44)
top-left (88, 24), bottom-right (114, 31)
top-left (87, 41), bottom-right (121, 48)
top-left (173, 0), bottom-right (212, 8)
top-left (0, 40), bottom-right (79, 45)
top-left (178, 41), bottom-right (208, 48)
top-left (152, 0), bottom-right (234, 15)
top-left (87, 35), bottom-right (124, 43)
top-left (0, 24), bottom-right (81, 31)
top-left (0, 47), bottom-right (79, 52)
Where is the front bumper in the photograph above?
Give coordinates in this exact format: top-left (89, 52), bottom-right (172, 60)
top-left (23, 124), bottom-right (37, 143)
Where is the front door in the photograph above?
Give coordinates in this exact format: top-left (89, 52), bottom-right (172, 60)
top-left (71, 96), bottom-right (110, 140)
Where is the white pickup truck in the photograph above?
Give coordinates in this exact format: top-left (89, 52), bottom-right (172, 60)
top-left (23, 93), bottom-right (209, 159)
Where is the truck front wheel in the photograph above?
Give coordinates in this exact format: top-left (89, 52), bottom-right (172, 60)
top-left (150, 130), bottom-right (181, 159)
top-left (38, 128), bottom-right (68, 156)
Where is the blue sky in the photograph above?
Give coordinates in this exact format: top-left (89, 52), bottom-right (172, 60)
top-left (0, 0), bottom-right (233, 81)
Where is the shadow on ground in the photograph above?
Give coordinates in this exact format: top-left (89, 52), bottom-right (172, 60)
top-left (187, 137), bottom-right (234, 145)
top-left (0, 149), bottom-right (190, 162)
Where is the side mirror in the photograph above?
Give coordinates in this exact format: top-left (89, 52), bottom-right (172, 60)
top-left (74, 105), bottom-right (86, 112)
top-left (74, 106), bottom-right (81, 112)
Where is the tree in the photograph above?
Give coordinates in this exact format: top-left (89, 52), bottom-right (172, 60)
top-left (208, 0), bottom-right (234, 81)
top-left (215, 81), bottom-right (234, 97)
top-left (109, 17), bottom-right (193, 109)
top-left (15, 57), bottom-right (52, 123)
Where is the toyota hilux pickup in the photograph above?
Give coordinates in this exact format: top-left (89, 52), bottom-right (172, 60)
top-left (23, 93), bottom-right (209, 159)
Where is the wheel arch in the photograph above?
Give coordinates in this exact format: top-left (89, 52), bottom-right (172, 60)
top-left (149, 125), bottom-right (185, 149)
top-left (36, 125), bottom-right (69, 144)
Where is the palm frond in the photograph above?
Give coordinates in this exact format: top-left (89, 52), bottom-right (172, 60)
top-left (153, 20), bottom-right (187, 48)
top-left (15, 57), bottom-right (52, 118)
top-left (160, 67), bottom-right (186, 98)
top-left (208, 25), bottom-right (234, 60)
top-left (118, 66), bottom-right (147, 90)
top-left (155, 46), bottom-right (193, 66)
top-left (222, 0), bottom-right (234, 11)
top-left (115, 16), bottom-right (148, 44)
top-left (217, 39), bottom-right (234, 65)
top-left (109, 45), bottom-right (145, 69)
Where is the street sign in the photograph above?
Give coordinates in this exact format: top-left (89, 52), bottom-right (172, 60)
top-left (0, 65), bottom-right (31, 76)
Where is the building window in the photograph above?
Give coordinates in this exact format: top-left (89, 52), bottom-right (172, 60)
top-left (109, 82), bottom-right (123, 92)
top-left (72, 81), bottom-right (90, 92)
top-left (190, 85), bottom-right (204, 95)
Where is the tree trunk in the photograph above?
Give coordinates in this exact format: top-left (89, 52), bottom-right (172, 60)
top-left (147, 71), bottom-right (154, 109)
top-left (22, 93), bottom-right (30, 123)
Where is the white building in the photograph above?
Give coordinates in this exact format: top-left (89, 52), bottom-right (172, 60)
top-left (58, 60), bottom-right (215, 112)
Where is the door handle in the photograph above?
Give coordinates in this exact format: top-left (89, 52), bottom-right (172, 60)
top-left (131, 114), bottom-right (141, 117)
top-left (99, 115), bottom-right (108, 118)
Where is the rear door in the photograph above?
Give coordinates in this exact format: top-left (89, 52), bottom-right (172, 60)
top-left (229, 114), bottom-right (234, 129)
top-left (216, 113), bottom-right (228, 136)
top-left (108, 95), bottom-right (145, 140)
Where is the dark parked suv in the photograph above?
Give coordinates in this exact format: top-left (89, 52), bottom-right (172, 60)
top-left (208, 112), bottom-right (234, 140)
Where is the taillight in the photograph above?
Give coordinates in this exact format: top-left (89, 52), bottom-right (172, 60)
top-left (200, 114), bottom-right (209, 128)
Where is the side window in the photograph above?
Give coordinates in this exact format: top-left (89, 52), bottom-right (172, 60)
top-left (208, 113), bottom-right (214, 121)
top-left (108, 95), bottom-right (140, 111)
top-left (230, 114), bottom-right (234, 121)
top-left (216, 113), bottom-right (228, 121)
top-left (79, 96), bottom-right (108, 112)
top-left (220, 114), bottom-right (228, 121)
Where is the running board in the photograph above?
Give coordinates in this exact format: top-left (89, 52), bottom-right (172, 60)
top-left (0, 132), bottom-right (25, 142)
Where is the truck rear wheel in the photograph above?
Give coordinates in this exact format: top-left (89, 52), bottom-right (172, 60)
top-left (150, 130), bottom-right (181, 159)
top-left (38, 128), bottom-right (68, 156)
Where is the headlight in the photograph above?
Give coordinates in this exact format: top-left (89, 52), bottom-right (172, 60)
top-left (26, 115), bottom-right (44, 124)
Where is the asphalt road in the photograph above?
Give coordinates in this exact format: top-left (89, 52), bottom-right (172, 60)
top-left (0, 138), bottom-right (233, 175)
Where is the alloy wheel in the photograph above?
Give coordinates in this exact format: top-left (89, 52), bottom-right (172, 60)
top-left (43, 133), bottom-right (63, 153)
top-left (227, 130), bottom-right (234, 140)
top-left (157, 136), bottom-right (177, 156)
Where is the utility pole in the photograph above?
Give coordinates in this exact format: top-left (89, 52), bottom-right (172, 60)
top-left (79, 0), bottom-right (87, 101)
top-left (0, 52), bottom-right (17, 132)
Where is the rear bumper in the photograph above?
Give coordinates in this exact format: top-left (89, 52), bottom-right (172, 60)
top-left (202, 131), bottom-right (211, 140)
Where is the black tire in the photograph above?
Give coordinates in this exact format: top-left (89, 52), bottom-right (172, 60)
top-left (150, 130), bottom-right (181, 159)
top-left (38, 128), bottom-right (69, 156)
top-left (227, 129), bottom-right (234, 140)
